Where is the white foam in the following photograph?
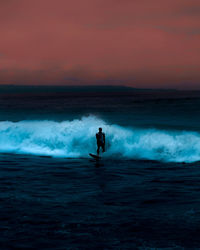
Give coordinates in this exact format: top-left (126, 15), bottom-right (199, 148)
top-left (0, 115), bottom-right (199, 162)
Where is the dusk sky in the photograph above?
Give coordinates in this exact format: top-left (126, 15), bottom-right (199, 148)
top-left (0, 0), bottom-right (200, 89)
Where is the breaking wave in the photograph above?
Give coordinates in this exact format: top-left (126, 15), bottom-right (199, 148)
top-left (0, 116), bottom-right (200, 163)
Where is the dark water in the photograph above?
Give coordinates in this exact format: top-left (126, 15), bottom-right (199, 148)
top-left (1, 87), bottom-right (200, 249)
top-left (1, 154), bottom-right (200, 249)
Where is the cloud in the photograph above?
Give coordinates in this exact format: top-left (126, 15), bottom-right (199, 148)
top-left (156, 26), bottom-right (200, 35)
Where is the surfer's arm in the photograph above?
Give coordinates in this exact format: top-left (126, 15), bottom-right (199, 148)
top-left (103, 133), bottom-right (105, 144)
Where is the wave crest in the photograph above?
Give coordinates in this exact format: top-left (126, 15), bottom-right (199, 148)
top-left (0, 116), bottom-right (199, 163)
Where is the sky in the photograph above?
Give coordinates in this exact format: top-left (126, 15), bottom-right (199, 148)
top-left (0, 0), bottom-right (200, 89)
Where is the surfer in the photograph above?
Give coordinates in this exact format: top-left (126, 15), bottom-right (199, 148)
top-left (96, 127), bottom-right (105, 155)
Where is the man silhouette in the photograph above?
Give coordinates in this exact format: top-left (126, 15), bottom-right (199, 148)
top-left (96, 127), bottom-right (105, 155)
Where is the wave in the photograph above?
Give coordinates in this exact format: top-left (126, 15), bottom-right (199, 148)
top-left (0, 116), bottom-right (199, 163)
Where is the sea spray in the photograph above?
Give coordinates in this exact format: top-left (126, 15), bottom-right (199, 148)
top-left (0, 115), bottom-right (200, 163)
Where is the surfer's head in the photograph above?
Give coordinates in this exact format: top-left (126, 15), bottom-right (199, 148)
top-left (99, 127), bottom-right (102, 132)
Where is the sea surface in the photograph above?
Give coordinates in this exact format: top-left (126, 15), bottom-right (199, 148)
top-left (1, 86), bottom-right (200, 249)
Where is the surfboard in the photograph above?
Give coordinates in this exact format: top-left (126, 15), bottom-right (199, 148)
top-left (89, 153), bottom-right (101, 160)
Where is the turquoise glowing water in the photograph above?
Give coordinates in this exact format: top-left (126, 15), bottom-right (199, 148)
top-left (1, 115), bottom-right (200, 163)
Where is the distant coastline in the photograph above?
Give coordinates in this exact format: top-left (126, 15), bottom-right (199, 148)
top-left (0, 84), bottom-right (179, 94)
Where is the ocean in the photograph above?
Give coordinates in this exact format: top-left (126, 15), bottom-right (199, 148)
top-left (1, 86), bottom-right (200, 249)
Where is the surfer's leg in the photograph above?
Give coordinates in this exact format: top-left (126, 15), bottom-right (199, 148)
top-left (97, 144), bottom-right (100, 155)
top-left (102, 144), bottom-right (105, 152)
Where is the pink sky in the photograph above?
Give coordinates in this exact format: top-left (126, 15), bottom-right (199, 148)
top-left (0, 0), bottom-right (200, 89)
